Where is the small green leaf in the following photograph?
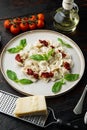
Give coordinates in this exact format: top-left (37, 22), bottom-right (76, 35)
top-left (30, 54), bottom-right (45, 61)
top-left (7, 39), bottom-right (27, 53)
top-left (64, 74), bottom-right (79, 81)
top-left (47, 49), bottom-right (54, 58)
top-left (6, 70), bottom-right (19, 82)
top-left (7, 70), bottom-right (33, 85)
top-left (19, 79), bottom-right (33, 84)
top-left (30, 49), bottom-right (54, 61)
top-left (58, 38), bottom-right (72, 48)
top-left (7, 47), bottom-right (21, 53)
top-left (52, 80), bottom-right (65, 93)
top-left (19, 39), bottom-right (27, 48)
top-left (43, 54), bottom-right (48, 60)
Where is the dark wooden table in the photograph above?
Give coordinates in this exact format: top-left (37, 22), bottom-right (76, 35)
top-left (0, 0), bottom-right (87, 130)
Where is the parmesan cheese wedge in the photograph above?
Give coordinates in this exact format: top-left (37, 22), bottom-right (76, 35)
top-left (14, 95), bottom-right (47, 117)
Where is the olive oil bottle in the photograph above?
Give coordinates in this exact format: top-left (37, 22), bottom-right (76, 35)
top-left (53, 0), bottom-right (79, 33)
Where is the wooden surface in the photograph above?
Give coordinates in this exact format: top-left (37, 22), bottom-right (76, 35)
top-left (0, 0), bottom-right (87, 130)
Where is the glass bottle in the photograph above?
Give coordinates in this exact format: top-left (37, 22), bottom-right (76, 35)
top-left (53, 0), bottom-right (79, 33)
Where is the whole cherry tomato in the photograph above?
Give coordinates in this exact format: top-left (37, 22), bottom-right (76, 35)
top-left (4, 19), bottom-right (12, 29)
top-left (13, 17), bottom-right (21, 24)
top-left (20, 22), bottom-right (29, 31)
top-left (29, 23), bottom-right (36, 30)
top-left (37, 13), bottom-right (45, 21)
top-left (29, 15), bottom-right (37, 21)
top-left (37, 20), bottom-right (44, 28)
top-left (21, 17), bottom-right (29, 23)
top-left (10, 24), bottom-right (20, 35)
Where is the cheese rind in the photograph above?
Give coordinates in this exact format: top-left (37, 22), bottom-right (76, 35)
top-left (14, 95), bottom-right (47, 117)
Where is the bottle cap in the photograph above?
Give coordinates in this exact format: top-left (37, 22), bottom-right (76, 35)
top-left (62, 0), bottom-right (74, 10)
top-left (63, 0), bottom-right (74, 3)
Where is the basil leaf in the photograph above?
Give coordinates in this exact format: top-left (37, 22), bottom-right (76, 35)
top-left (7, 39), bottom-right (27, 53)
top-left (43, 54), bottom-right (48, 60)
top-left (7, 47), bottom-right (21, 53)
top-left (58, 38), bottom-right (72, 48)
top-left (19, 39), bottom-right (27, 48)
top-left (6, 70), bottom-right (19, 82)
top-left (64, 74), bottom-right (79, 81)
top-left (19, 79), bottom-right (33, 84)
top-left (30, 49), bottom-right (54, 61)
top-left (47, 49), bottom-right (54, 58)
top-left (30, 54), bottom-right (45, 61)
top-left (7, 70), bottom-right (33, 85)
top-left (52, 80), bottom-right (64, 93)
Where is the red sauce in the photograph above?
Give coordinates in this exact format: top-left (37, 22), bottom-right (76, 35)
top-left (63, 62), bottom-right (71, 70)
top-left (15, 54), bottom-right (23, 63)
top-left (41, 72), bottom-right (54, 78)
top-left (39, 40), bottom-right (48, 47)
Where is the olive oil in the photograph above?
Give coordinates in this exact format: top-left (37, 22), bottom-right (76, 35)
top-left (53, 0), bottom-right (79, 33)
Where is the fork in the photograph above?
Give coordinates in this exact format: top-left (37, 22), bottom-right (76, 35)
top-left (73, 85), bottom-right (87, 115)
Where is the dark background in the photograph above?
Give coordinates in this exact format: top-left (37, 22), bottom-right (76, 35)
top-left (0, 0), bottom-right (87, 130)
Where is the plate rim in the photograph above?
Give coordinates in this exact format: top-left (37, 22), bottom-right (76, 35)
top-left (0, 29), bottom-right (85, 98)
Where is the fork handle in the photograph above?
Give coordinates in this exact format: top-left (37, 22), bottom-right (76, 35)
top-left (73, 85), bottom-right (87, 115)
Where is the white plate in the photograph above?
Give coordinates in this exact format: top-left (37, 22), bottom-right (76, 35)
top-left (0, 30), bottom-right (85, 97)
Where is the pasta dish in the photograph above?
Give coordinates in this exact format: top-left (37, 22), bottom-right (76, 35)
top-left (15, 39), bottom-right (73, 82)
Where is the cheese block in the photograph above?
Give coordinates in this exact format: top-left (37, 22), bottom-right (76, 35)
top-left (14, 95), bottom-right (47, 117)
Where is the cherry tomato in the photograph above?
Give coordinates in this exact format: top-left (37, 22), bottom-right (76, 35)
top-left (20, 22), bottom-right (29, 31)
top-left (21, 17), bottom-right (28, 22)
top-left (4, 19), bottom-right (12, 29)
top-left (37, 13), bottom-right (45, 21)
top-left (37, 20), bottom-right (44, 28)
top-left (10, 24), bottom-right (20, 35)
top-left (13, 17), bottom-right (21, 24)
top-left (29, 15), bottom-right (37, 21)
top-left (29, 23), bottom-right (36, 30)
